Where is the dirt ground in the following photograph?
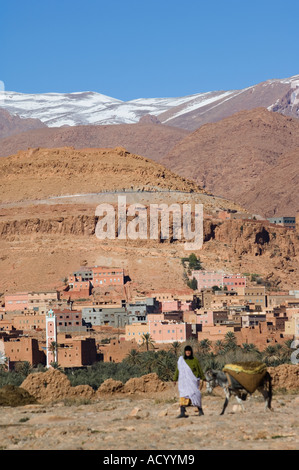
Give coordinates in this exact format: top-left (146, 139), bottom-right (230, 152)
top-left (0, 383), bottom-right (298, 451)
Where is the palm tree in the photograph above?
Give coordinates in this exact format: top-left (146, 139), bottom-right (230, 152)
top-left (274, 343), bottom-right (283, 360)
top-left (126, 349), bottom-right (141, 366)
top-left (170, 341), bottom-right (181, 358)
top-left (48, 341), bottom-right (59, 364)
top-left (242, 343), bottom-right (259, 354)
top-left (224, 331), bottom-right (238, 351)
top-left (214, 340), bottom-right (225, 355)
top-left (198, 338), bottom-right (212, 355)
top-left (15, 361), bottom-right (32, 377)
top-left (262, 345), bottom-right (279, 364)
top-left (156, 352), bottom-right (176, 381)
top-left (139, 350), bottom-right (158, 373)
top-left (50, 361), bottom-right (63, 371)
top-left (140, 333), bottom-right (155, 352)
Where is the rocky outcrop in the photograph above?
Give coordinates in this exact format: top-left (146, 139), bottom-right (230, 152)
top-left (268, 364), bottom-right (299, 390)
top-left (210, 219), bottom-right (298, 259)
top-left (122, 373), bottom-right (167, 394)
top-left (0, 146), bottom-right (205, 204)
top-left (20, 369), bottom-right (168, 403)
top-left (0, 215), bottom-right (96, 238)
top-left (15, 365), bottom-right (299, 407)
top-left (96, 373), bottom-right (168, 396)
top-left (97, 378), bottom-right (124, 395)
top-left (21, 368), bottom-right (96, 403)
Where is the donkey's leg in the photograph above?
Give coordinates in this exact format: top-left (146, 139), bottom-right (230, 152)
top-left (235, 395), bottom-right (246, 412)
top-left (257, 381), bottom-right (273, 411)
top-left (220, 386), bottom-right (231, 415)
top-left (257, 386), bottom-right (269, 410)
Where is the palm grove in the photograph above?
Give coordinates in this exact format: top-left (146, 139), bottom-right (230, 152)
top-left (0, 332), bottom-right (296, 390)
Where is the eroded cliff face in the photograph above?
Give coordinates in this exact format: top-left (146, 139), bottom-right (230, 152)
top-left (0, 214), bottom-right (96, 238)
top-left (2, 212), bottom-right (297, 254)
top-left (0, 211), bottom-right (298, 293)
top-left (204, 219), bottom-right (298, 258)
top-left (202, 219), bottom-right (299, 289)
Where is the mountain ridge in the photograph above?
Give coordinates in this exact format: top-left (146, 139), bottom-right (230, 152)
top-left (162, 107), bottom-right (299, 218)
top-left (1, 74), bottom-right (298, 131)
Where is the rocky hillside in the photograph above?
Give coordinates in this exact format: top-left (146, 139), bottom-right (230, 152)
top-left (158, 75), bottom-right (299, 130)
top-left (162, 108), bottom-right (299, 217)
top-left (0, 146), bottom-right (206, 203)
top-left (0, 145), bottom-right (247, 294)
top-left (202, 218), bottom-right (298, 289)
top-left (0, 146), bottom-right (298, 294)
top-left (0, 108), bottom-right (46, 139)
top-left (0, 202), bottom-right (298, 294)
top-left (0, 122), bottom-right (190, 161)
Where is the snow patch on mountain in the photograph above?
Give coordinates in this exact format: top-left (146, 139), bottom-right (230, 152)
top-left (1, 75), bottom-right (299, 128)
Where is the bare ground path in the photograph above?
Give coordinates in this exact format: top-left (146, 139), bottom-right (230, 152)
top-left (0, 391), bottom-right (298, 451)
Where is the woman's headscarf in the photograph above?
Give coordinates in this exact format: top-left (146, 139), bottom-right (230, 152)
top-left (183, 345), bottom-right (194, 359)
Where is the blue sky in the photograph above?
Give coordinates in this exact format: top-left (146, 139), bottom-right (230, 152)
top-left (0, 0), bottom-right (298, 100)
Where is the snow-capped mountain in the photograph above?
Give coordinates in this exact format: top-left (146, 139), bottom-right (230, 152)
top-left (0, 75), bottom-right (299, 130)
top-left (0, 89), bottom-right (230, 128)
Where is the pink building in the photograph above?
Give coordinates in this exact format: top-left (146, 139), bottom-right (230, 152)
top-left (180, 301), bottom-right (193, 311)
top-left (68, 275), bottom-right (91, 292)
top-left (0, 319), bottom-right (14, 331)
top-left (223, 274), bottom-right (246, 291)
top-left (61, 276), bottom-right (92, 301)
top-left (4, 292), bottom-right (29, 312)
top-left (191, 271), bottom-right (246, 291)
top-left (147, 313), bottom-right (184, 323)
top-left (148, 319), bottom-right (193, 343)
top-left (52, 309), bottom-right (83, 331)
top-left (196, 309), bottom-right (228, 327)
top-left (191, 271), bottom-right (223, 290)
top-left (197, 325), bottom-right (237, 343)
top-left (92, 266), bottom-right (124, 286)
top-left (182, 311), bottom-right (197, 324)
top-left (161, 300), bottom-right (181, 312)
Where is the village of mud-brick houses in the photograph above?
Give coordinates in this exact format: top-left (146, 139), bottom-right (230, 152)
top-left (1, 253), bottom-right (299, 371)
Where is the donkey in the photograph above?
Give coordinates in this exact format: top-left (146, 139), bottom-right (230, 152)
top-left (205, 369), bottom-right (273, 415)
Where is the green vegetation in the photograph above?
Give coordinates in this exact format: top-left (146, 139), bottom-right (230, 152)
top-left (181, 253), bottom-right (203, 290)
top-left (187, 253), bottom-right (202, 270)
top-left (181, 253), bottom-right (202, 271)
top-left (0, 338), bottom-right (297, 391)
top-left (182, 253), bottom-right (202, 290)
top-left (186, 277), bottom-right (198, 290)
top-left (66, 349), bottom-right (178, 389)
top-left (140, 333), bottom-right (155, 351)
